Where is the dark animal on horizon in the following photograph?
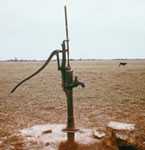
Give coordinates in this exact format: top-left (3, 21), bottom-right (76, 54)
top-left (119, 62), bottom-right (127, 67)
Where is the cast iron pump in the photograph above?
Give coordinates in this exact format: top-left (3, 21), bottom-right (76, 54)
top-left (11, 5), bottom-right (85, 141)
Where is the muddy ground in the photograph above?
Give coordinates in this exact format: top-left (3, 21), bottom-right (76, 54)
top-left (0, 60), bottom-right (145, 149)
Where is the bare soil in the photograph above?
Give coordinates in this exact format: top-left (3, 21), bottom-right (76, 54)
top-left (0, 60), bottom-right (145, 149)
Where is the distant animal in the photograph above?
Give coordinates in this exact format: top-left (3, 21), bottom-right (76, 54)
top-left (119, 62), bottom-right (127, 67)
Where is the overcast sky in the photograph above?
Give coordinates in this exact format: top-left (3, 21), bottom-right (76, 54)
top-left (0, 0), bottom-right (145, 59)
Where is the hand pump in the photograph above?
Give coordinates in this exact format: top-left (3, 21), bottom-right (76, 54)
top-left (10, 4), bottom-right (85, 141)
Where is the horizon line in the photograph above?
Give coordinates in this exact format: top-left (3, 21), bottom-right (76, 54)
top-left (0, 58), bottom-right (145, 62)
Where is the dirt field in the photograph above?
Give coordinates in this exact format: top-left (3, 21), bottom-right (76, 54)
top-left (0, 60), bottom-right (145, 149)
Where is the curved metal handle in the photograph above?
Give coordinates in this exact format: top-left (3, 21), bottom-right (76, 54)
top-left (10, 50), bottom-right (61, 93)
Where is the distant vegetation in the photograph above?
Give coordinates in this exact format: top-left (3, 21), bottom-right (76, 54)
top-left (0, 57), bottom-right (144, 62)
top-left (0, 58), bottom-right (43, 62)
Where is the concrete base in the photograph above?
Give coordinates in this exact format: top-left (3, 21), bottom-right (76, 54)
top-left (19, 122), bottom-right (143, 150)
top-left (20, 124), bottom-right (97, 150)
top-left (20, 123), bottom-right (118, 150)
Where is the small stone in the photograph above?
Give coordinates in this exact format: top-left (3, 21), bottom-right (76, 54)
top-left (45, 142), bottom-right (50, 146)
top-left (93, 129), bottom-right (106, 139)
top-left (27, 137), bottom-right (38, 144)
top-left (42, 129), bottom-right (52, 135)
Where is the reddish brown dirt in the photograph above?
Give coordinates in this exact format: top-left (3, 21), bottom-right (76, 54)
top-left (59, 131), bottom-right (118, 150)
top-left (0, 60), bottom-right (145, 149)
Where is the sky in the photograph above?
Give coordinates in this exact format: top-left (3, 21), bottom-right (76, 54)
top-left (0, 0), bottom-right (145, 59)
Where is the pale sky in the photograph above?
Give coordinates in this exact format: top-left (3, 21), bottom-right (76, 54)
top-left (0, 0), bottom-right (145, 59)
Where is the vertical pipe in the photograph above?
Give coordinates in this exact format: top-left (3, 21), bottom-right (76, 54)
top-left (64, 5), bottom-right (70, 67)
top-left (64, 3), bottom-right (76, 142)
top-left (65, 70), bottom-right (75, 141)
